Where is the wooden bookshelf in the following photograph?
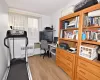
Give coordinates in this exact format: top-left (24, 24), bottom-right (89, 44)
top-left (83, 26), bottom-right (100, 29)
top-left (57, 4), bottom-right (100, 80)
top-left (82, 4), bottom-right (100, 14)
top-left (60, 11), bottom-right (81, 21)
top-left (62, 28), bottom-right (78, 30)
top-left (59, 38), bottom-right (78, 42)
top-left (58, 48), bottom-right (77, 55)
top-left (82, 40), bottom-right (100, 45)
top-left (57, 7), bottom-right (81, 80)
top-left (76, 4), bottom-right (100, 80)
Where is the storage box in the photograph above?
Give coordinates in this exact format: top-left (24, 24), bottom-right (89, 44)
top-left (79, 44), bottom-right (98, 60)
top-left (61, 5), bottom-right (74, 17)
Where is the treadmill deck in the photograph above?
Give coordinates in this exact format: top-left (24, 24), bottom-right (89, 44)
top-left (7, 62), bottom-right (29, 80)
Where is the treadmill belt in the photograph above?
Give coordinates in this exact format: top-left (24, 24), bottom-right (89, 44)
top-left (7, 62), bottom-right (29, 80)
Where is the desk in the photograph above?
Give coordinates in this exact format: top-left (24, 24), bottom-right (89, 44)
top-left (48, 43), bottom-right (56, 48)
top-left (48, 43), bottom-right (56, 57)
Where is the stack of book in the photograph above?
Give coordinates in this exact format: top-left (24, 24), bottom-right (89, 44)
top-left (84, 16), bottom-right (100, 27)
top-left (64, 30), bottom-right (78, 40)
top-left (62, 16), bottom-right (79, 29)
top-left (62, 21), bottom-right (69, 29)
top-left (84, 10), bottom-right (100, 27)
top-left (82, 30), bottom-right (100, 42)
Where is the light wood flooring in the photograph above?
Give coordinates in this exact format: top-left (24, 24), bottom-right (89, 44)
top-left (28, 55), bottom-right (71, 80)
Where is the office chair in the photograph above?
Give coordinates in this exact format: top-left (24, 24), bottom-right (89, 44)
top-left (40, 40), bottom-right (49, 59)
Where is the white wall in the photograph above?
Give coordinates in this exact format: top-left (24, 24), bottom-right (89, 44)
top-left (0, 0), bottom-right (8, 80)
top-left (51, 0), bottom-right (82, 37)
top-left (41, 15), bottom-right (51, 31)
top-left (51, 10), bottom-right (61, 37)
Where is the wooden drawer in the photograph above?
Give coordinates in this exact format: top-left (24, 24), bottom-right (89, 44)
top-left (65, 59), bottom-right (72, 69)
top-left (57, 48), bottom-right (66, 57)
top-left (65, 54), bottom-right (73, 62)
top-left (57, 48), bottom-right (74, 62)
top-left (78, 58), bottom-right (100, 78)
top-left (56, 52), bottom-right (73, 69)
top-left (77, 66), bottom-right (100, 80)
top-left (76, 73), bottom-right (87, 80)
top-left (58, 60), bottom-right (72, 78)
top-left (64, 65), bottom-right (72, 78)
top-left (56, 57), bottom-right (72, 78)
top-left (59, 56), bottom-right (72, 69)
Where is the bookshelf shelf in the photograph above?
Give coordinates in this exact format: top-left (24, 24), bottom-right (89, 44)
top-left (59, 38), bottom-right (78, 42)
top-left (62, 28), bottom-right (78, 30)
top-left (83, 26), bottom-right (100, 29)
top-left (82, 40), bottom-right (100, 45)
top-left (59, 48), bottom-right (77, 55)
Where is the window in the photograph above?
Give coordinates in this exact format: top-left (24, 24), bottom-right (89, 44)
top-left (9, 13), bottom-right (39, 42)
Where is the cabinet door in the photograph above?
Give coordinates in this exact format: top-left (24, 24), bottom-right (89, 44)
top-left (57, 48), bottom-right (74, 62)
top-left (56, 56), bottom-right (72, 78)
top-left (59, 56), bottom-right (73, 69)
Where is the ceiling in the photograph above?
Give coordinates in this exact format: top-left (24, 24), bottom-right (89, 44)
top-left (5, 0), bottom-right (70, 15)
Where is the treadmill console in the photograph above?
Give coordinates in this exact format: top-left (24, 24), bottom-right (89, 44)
top-left (7, 30), bottom-right (27, 37)
top-left (11, 30), bottom-right (24, 35)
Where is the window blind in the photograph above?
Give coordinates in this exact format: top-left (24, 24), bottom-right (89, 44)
top-left (8, 13), bottom-right (39, 42)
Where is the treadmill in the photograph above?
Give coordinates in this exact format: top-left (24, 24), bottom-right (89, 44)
top-left (4, 30), bottom-right (32, 80)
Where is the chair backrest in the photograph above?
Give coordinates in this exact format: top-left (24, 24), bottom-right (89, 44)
top-left (41, 40), bottom-right (48, 50)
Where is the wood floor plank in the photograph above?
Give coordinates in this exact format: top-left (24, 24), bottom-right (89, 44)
top-left (29, 55), bottom-right (71, 80)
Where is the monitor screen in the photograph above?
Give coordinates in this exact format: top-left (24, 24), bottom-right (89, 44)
top-left (39, 31), bottom-right (53, 43)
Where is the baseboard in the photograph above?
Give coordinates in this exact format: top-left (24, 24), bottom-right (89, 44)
top-left (2, 68), bottom-right (10, 80)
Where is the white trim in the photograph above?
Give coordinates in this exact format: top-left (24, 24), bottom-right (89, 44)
top-left (26, 63), bottom-right (32, 80)
top-left (2, 68), bottom-right (10, 80)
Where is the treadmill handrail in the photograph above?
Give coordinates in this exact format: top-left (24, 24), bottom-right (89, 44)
top-left (4, 37), bottom-right (9, 48)
top-left (26, 37), bottom-right (28, 47)
top-left (4, 36), bottom-right (28, 47)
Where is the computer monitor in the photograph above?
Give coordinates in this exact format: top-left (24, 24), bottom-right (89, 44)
top-left (39, 31), bottom-right (53, 43)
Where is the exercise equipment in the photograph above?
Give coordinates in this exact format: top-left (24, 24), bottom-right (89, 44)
top-left (4, 30), bottom-right (32, 80)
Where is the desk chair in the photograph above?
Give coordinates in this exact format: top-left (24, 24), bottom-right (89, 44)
top-left (40, 40), bottom-right (49, 59)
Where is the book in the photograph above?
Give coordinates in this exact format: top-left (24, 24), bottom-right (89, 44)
top-left (60, 30), bottom-right (63, 38)
top-left (84, 16), bottom-right (100, 27)
top-left (75, 16), bottom-right (79, 28)
top-left (98, 17), bottom-right (100, 26)
top-left (63, 30), bottom-right (78, 40)
top-left (62, 21), bottom-right (69, 29)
